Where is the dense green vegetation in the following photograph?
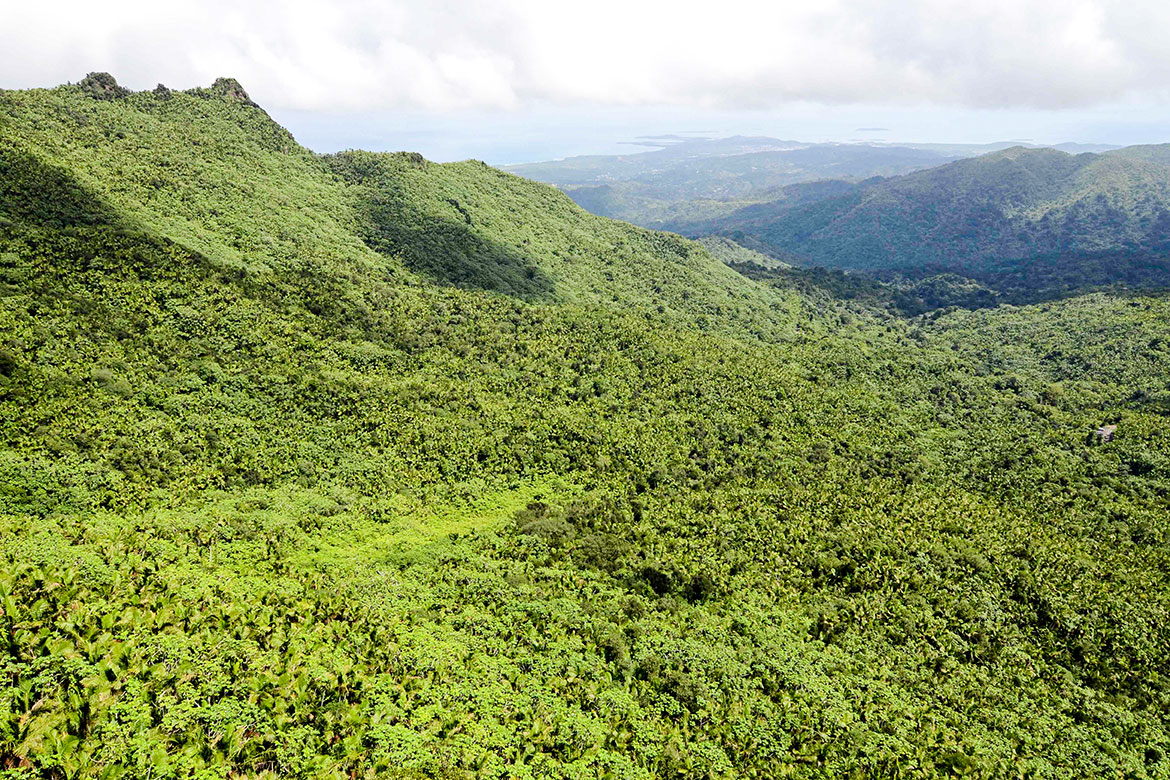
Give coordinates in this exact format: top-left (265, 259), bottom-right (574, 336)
top-left (2, 76), bottom-right (1169, 778)
top-left (694, 236), bottom-right (790, 271)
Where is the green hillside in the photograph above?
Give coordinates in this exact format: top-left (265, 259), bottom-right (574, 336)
top-left (2, 76), bottom-right (1169, 779)
top-left (323, 151), bottom-right (798, 338)
top-left (695, 145), bottom-right (1170, 292)
top-left (694, 236), bottom-right (791, 270)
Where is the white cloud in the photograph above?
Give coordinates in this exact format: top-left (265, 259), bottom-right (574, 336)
top-left (3, 0), bottom-right (1169, 111)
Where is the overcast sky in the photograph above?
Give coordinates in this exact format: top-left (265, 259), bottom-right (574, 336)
top-left (5, 0), bottom-right (1170, 162)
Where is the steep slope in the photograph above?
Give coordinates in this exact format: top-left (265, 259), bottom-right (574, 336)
top-left (2, 77), bottom-right (1170, 778)
top-left (700, 146), bottom-right (1170, 283)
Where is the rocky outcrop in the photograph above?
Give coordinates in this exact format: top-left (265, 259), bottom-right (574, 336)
top-left (78, 72), bottom-right (130, 100)
top-left (209, 77), bottom-right (257, 107)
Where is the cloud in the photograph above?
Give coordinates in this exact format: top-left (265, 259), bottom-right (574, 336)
top-left (3, 0), bottom-right (1170, 112)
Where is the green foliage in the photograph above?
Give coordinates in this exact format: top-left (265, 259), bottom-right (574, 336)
top-left (1, 78), bottom-right (1169, 778)
top-left (695, 236), bottom-right (791, 270)
top-left (324, 149), bottom-right (799, 338)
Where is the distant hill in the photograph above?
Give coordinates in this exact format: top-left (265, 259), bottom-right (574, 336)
top-left (663, 178), bottom-right (863, 238)
top-left (690, 145), bottom-right (1170, 293)
top-left (507, 137), bottom-right (1120, 228)
top-left (508, 139), bottom-right (964, 226)
top-left (505, 135), bottom-right (805, 187)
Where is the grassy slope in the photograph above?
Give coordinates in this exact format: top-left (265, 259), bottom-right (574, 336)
top-left (1, 79), bottom-right (1169, 778)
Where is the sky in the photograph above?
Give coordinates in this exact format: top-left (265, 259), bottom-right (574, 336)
top-left (4, 0), bottom-right (1170, 164)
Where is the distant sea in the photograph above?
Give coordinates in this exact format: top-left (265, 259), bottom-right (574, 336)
top-left (268, 101), bottom-right (1169, 167)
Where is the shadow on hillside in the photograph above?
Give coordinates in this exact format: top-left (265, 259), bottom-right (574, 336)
top-left (360, 206), bottom-right (557, 302)
top-left (0, 144), bottom-right (124, 229)
top-left (0, 145), bottom-right (425, 359)
top-left (328, 153), bottom-right (557, 302)
top-left (0, 146), bottom-right (256, 297)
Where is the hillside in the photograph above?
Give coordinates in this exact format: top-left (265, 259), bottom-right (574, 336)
top-left (694, 145), bottom-right (1170, 291)
top-left (0, 77), bottom-right (797, 342)
top-left (2, 76), bottom-right (1170, 778)
top-left (695, 235), bottom-right (791, 270)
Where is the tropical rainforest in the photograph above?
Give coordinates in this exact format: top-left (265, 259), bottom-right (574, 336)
top-left (1, 74), bottom-right (1169, 779)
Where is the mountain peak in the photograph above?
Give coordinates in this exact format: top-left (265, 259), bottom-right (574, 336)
top-left (988, 144), bottom-right (1070, 161)
top-left (70, 73), bottom-right (258, 108)
top-left (77, 72), bottom-right (131, 100)
top-left (209, 77), bottom-right (256, 106)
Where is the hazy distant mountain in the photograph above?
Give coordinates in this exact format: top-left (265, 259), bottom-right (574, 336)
top-left (892, 141), bottom-right (1122, 156)
top-left (694, 235), bottom-right (791, 270)
top-left (506, 135), bottom-right (807, 187)
top-left (691, 145), bottom-right (1170, 281)
top-left (507, 138), bottom-right (960, 225)
top-left (507, 137), bottom-right (1120, 228)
